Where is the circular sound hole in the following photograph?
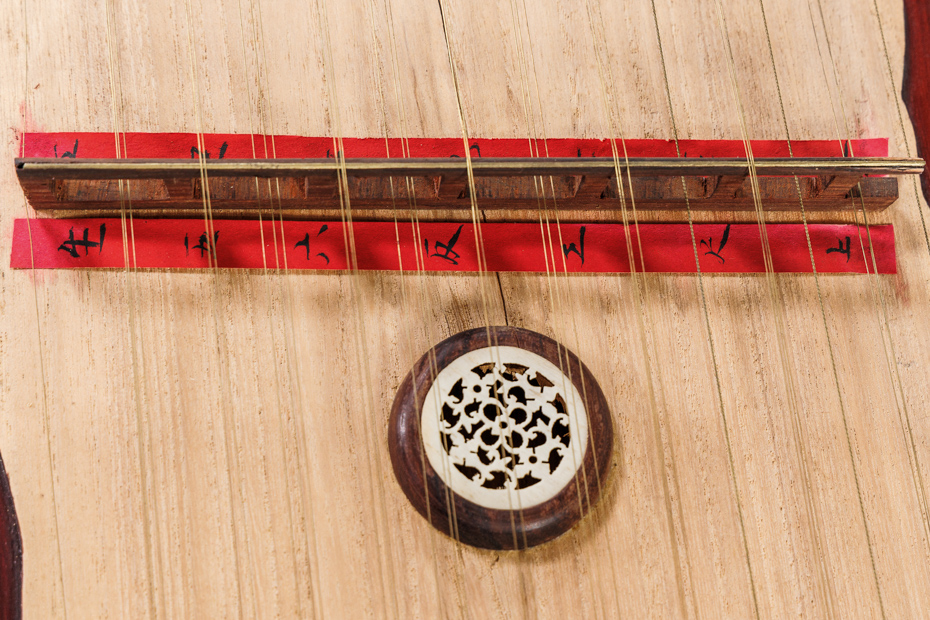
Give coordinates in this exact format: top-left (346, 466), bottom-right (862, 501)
top-left (421, 346), bottom-right (588, 511)
top-left (389, 326), bottom-right (613, 550)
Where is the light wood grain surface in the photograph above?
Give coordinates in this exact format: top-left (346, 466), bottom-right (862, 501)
top-left (2, 0), bottom-right (930, 617)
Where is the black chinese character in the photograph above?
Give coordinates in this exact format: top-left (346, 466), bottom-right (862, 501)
top-left (190, 141), bottom-right (228, 160)
top-left (58, 224), bottom-right (105, 258)
top-left (562, 226), bottom-right (586, 265)
top-left (295, 224), bottom-right (330, 264)
top-left (699, 224), bottom-right (731, 264)
top-left (185, 230), bottom-right (219, 258)
top-left (450, 144), bottom-right (481, 158)
top-left (424, 224), bottom-right (463, 265)
top-left (826, 236), bottom-right (851, 262)
top-left (53, 139), bottom-right (78, 158)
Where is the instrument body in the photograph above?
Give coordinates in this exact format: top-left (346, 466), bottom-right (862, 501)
top-left (2, 0), bottom-right (930, 617)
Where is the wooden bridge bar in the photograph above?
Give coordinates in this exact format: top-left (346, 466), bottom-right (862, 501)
top-left (13, 156), bottom-right (922, 214)
top-left (14, 156), bottom-right (925, 180)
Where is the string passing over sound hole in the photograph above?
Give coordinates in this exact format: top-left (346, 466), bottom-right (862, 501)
top-left (389, 327), bottom-right (613, 550)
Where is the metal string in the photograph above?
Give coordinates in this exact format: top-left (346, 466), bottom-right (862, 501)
top-left (312, 0), bottom-right (407, 616)
top-left (433, 0), bottom-right (526, 558)
top-left (505, 1), bottom-right (610, 615)
top-left (367, 0), bottom-right (463, 616)
top-left (648, 1), bottom-right (761, 617)
top-left (19, 1), bottom-right (69, 616)
top-left (360, 2), bottom-right (475, 615)
top-left (706, 0), bottom-right (845, 618)
top-left (182, 0), bottom-right (264, 614)
top-left (233, 4), bottom-right (301, 614)
top-left (234, 1), bottom-right (316, 615)
top-left (250, 0), bottom-right (329, 614)
top-left (582, 1), bottom-right (700, 617)
top-left (103, 1), bottom-right (164, 615)
top-left (550, 0), bottom-right (650, 615)
top-left (811, 0), bottom-right (930, 578)
top-left (434, 3), bottom-right (538, 617)
top-left (747, 1), bottom-right (843, 617)
top-left (760, 0), bottom-right (912, 616)
top-left (709, 2), bottom-right (882, 617)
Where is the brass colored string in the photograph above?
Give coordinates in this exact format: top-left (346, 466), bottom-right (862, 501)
top-left (368, 0), bottom-right (459, 615)
top-left (748, 2), bottom-right (842, 617)
top-left (182, 0), bottom-right (263, 615)
top-left (571, 2), bottom-right (702, 616)
top-left (708, 1), bottom-right (847, 618)
top-left (514, 0), bottom-right (638, 615)
top-left (760, 0), bottom-right (927, 612)
top-left (630, 4), bottom-right (714, 620)
top-left (433, 6), bottom-right (542, 618)
top-left (312, 0), bottom-right (405, 616)
top-left (19, 1), bottom-right (69, 616)
top-left (103, 1), bottom-right (164, 616)
top-left (363, 0), bottom-right (454, 607)
top-left (234, 1), bottom-right (311, 615)
top-left (515, 1), bottom-right (593, 533)
top-left (510, 0), bottom-right (589, 531)
top-left (710, 2), bottom-right (879, 618)
top-left (250, 1), bottom-right (329, 615)
top-left (810, 0), bottom-right (930, 566)
top-left (870, 0), bottom-right (930, 258)
top-left (432, 17), bottom-right (564, 618)
top-left (109, 4), bottom-right (200, 614)
top-left (648, 1), bottom-right (761, 617)
top-left (375, 0), bottom-right (474, 603)
top-left (589, 3), bottom-right (699, 617)
top-left (503, 2), bottom-right (605, 614)
top-left (434, 0), bottom-right (528, 563)
top-left (183, 9), bottom-right (252, 617)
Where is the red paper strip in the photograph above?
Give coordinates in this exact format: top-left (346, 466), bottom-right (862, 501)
top-left (11, 218), bottom-right (895, 274)
top-left (13, 134), bottom-right (894, 273)
top-left (20, 133), bottom-right (887, 159)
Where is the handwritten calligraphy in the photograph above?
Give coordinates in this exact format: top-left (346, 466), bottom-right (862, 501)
top-left (295, 225), bottom-right (331, 264)
top-left (12, 219), bottom-right (896, 274)
top-left (54, 139), bottom-right (79, 158)
top-left (425, 225), bottom-right (464, 265)
top-left (700, 224), bottom-right (731, 264)
top-left (58, 224), bottom-right (105, 258)
top-left (826, 236), bottom-right (852, 262)
top-left (562, 227), bottom-right (586, 266)
top-left (185, 231), bottom-right (219, 258)
top-left (190, 141), bottom-right (228, 160)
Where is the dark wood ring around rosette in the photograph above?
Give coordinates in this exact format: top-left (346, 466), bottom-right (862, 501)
top-left (389, 326), bottom-right (614, 550)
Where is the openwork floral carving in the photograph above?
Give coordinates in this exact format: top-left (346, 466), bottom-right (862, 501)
top-left (438, 361), bottom-right (572, 492)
